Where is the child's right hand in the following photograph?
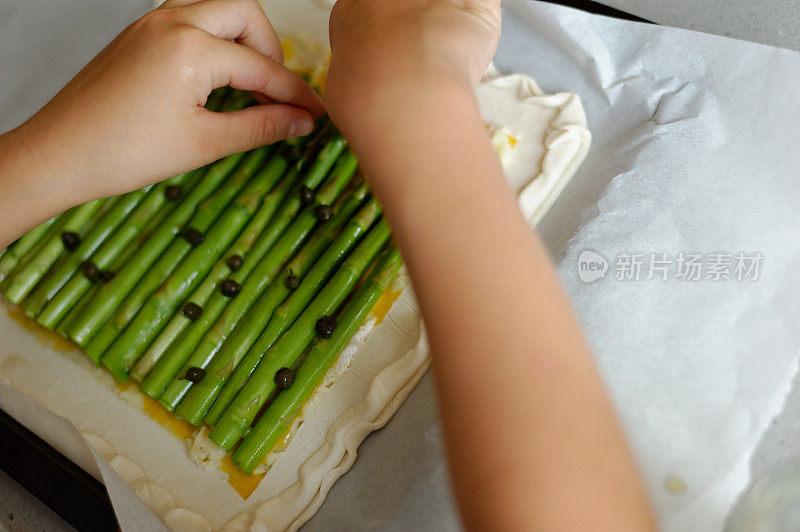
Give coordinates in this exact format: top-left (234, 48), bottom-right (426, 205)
top-left (325, 0), bottom-right (501, 139)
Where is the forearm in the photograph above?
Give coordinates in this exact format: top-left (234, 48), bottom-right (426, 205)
top-left (0, 127), bottom-right (78, 248)
top-left (341, 79), bottom-right (654, 530)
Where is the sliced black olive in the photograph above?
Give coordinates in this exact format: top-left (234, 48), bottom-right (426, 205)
top-left (274, 367), bottom-right (295, 390)
top-left (182, 367), bottom-right (205, 383)
top-left (82, 261), bottom-right (100, 282)
top-left (284, 270), bottom-right (300, 290)
top-left (220, 279), bottom-right (241, 297)
top-left (314, 204), bottom-right (332, 222)
top-left (226, 254), bottom-right (243, 272)
top-left (181, 227), bottom-right (204, 246)
top-left (61, 232), bottom-right (81, 251)
top-left (299, 185), bottom-right (315, 205)
top-left (315, 315), bottom-right (337, 338)
top-left (99, 270), bottom-right (115, 283)
top-left (165, 185), bottom-right (183, 201)
top-left (182, 302), bottom-right (203, 320)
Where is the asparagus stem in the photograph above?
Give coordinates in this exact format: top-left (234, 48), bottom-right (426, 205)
top-left (58, 91), bottom-right (251, 344)
top-left (232, 245), bottom-right (402, 472)
top-left (99, 146), bottom-right (278, 380)
top-left (152, 149), bottom-right (357, 409)
top-left (54, 203), bottom-right (158, 336)
top-left (84, 149), bottom-right (258, 369)
top-left (204, 86), bottom-right (228, 112)
top-left (208, 218), bottom-right (392, 450)
top-left (66, 154), bottom-right (243, 347)
top-left (181, 186), bottom-right (373, 425)
top-left (129, 148), bottom-right (302, 382)
top-left (190, 189), bottom-right (379, 426)
top-left (138, 138), bottom-right (347, 401)
top-left (23, 89), bottom-right (234, 319)
top-left (23, 188), bottom-right (153, 317)
top-left (37, 170), bottom-right (198, 330)
top-left (137, 158), bottom-right (312, 398)
top-left (0, 215), bottom-right (59, 282)
top-left (3, 200), bottom-right (107, 304)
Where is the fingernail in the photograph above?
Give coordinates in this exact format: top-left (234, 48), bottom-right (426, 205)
top-left (289, 118), bottom-right (313, 138)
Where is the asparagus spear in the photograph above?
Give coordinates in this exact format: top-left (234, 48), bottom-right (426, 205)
top-left (138, 138), bottom-right (347, 400)
top-left (208, 218), bottom-right (392, 450)
top-left (136, 157), bottom-right (313, 393)
top-left (170, 188), bottom-right (372, 421)
top-left (0, 215), bottom-right (59, 282)
top-left (204, 86), bottom-right (228, 112)
top-left (23, 188), bottom-right (153, 317)
top-left (22, 88), bottom-right (235, 318)
top-left (3, 199), bottom-right (107, 304)
top-left (29, 88), bottom-right (233, 324)
top-left (99, 146), bottom-right (280, 379)
top-left (129, 148), bottom-right (301, 381)
top-left (185, 190), bottom-right (379, 426)
top-left (232, 245), bottom-right (402, 472)
top-left (66, 154), bottom-right (243, 347)
top-left (84, 149), bottom-right (260, 366)
top-left (36, 170), bottom-right (198, 329)
top-left (53, 201), bottom-right (160, 336)
top-left (87, 139), bottom-right (334, 362)
top-left (150, 150), bottom-right (357, 408)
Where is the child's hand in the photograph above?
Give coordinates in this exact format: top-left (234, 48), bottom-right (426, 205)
top-left (325, 0), bottom-right (500, 136)
top-left (0, 0), bottom-right (324, 245)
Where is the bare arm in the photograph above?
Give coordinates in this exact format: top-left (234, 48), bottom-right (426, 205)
top-left (0, 0), bottom-right (323, 249)
top-left (325, 1), bottom-right (655, 529)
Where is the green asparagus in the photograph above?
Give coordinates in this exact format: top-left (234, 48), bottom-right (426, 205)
top-left (188, 190), bottom-right (380, 426)
top-left (84, 149), bottom-right (257, 365)
top-left (30, 90), bottom-right (233, 327)
top-left (136, 163), bottom-right (303, 396)
top-left (0, 215), bottom-right (59, 282)
top-left (232, 245), bottom-right (402, 472)
top-left (3, 199), bottom-right (107, 304)
top-left (99, 146), bottom-right (279, 379)
top-left (23, 188), bottom-right (153, 317)
top-left (152, 150), bottom-right (357, 408)
top-left (54, 202), bottom-right (161, 336)
top-left (37, 170), bottom-right (198, 329)
top-left (66, 154), bottom-right (243, 347)
top-left (208, 218), bottom-right (392, 450)
top-left (129, 147), bottom-right (302, 381)
top-left (28, 88), bottom-right (233, 318)
top-left (138, 138), bottom-right (347, 399)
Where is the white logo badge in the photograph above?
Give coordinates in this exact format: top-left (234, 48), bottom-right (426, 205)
top-left (578, 250), bottom-right (608, 283)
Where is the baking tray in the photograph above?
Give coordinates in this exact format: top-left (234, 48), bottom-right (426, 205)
top-left (0, 1), bottom-right (649, 529)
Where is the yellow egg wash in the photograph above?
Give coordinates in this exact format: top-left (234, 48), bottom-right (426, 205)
top-left (7, 307), bottom-right (77, 352)
top-left (369, 288), bottom-right (402, 325)
top-left (138, 384), bottom-right (266, 498)
top-left (141, 394), bottom-right (195, 441)
top-left (115, 380), bottom-right (135, 393)
top-left (221, 454), bottom-right (266, 498)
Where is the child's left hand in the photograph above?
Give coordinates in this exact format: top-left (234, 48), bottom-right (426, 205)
top-left (0, 0), bottom-right (324, 246)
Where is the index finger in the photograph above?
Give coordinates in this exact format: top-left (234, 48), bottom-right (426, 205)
top-left (210, 39), bottom-right (325, 116)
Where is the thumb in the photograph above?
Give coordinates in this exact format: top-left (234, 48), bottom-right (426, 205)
top-left (200, 103), bottom-right (315, 157)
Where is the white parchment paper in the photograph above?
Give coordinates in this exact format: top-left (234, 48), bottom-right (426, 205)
top-left (2, 1), bottom-right (800, 531)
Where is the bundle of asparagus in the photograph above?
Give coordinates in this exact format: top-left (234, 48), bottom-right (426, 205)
top-left (0, 87), bottom-right (403, 474)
